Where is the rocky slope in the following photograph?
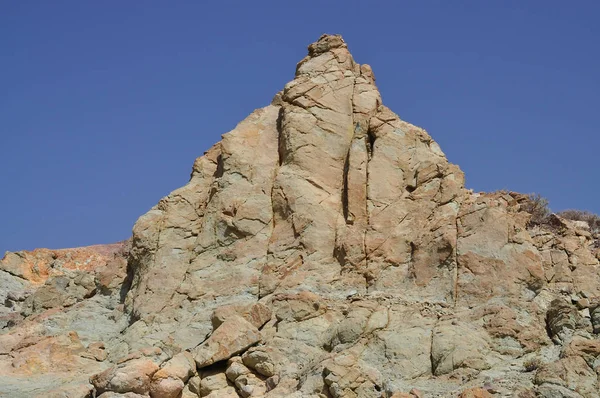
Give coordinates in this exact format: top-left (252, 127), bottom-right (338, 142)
top-left (2, 34), bottom-right (600, 398)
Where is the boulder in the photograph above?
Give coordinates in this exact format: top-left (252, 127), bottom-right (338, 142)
top-left (91, 358), bottom-right (159, 395)
top-left (192, 316), bottom-right (261, 368)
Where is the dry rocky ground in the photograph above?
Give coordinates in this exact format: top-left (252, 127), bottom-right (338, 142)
top-left (2, 34), bottom-right (600, 398)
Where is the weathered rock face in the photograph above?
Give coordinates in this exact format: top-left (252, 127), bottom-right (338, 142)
top-left (0, 242), bottom-right (131, 396)
top-left (2, 34), bottom-right (600, 397)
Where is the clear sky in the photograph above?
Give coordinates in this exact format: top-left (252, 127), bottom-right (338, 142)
top-left (1, 1), bottom-right (599, 254)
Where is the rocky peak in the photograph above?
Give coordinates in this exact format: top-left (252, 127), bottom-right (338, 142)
top-left (125, 34), bottom-right (466, 326)
top-left (306, 34), bottom-right (346, 56)
top-left (2, 34), bottom-right (600, 398)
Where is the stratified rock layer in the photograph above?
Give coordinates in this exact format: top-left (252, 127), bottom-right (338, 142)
top-left (2, 34), bottom-right (600, 398)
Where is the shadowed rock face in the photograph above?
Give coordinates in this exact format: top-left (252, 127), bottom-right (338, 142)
top-left (2, 34), bottom-right (600, 397)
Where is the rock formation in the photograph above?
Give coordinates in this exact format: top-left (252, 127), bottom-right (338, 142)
top-left (2, 34), bottom-right (600, 398)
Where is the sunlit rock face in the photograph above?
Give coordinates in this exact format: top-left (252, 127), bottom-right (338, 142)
top-left (2, 35), bottom-right (600, 397)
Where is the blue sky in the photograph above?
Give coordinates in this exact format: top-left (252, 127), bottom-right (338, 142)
top-left (1, 1), bottom-right (599, 254)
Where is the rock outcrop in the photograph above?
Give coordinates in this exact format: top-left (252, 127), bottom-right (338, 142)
top-left (2, 34), bottom-right (600, 397)
top-left (0, 242), bottom-right (131, 396)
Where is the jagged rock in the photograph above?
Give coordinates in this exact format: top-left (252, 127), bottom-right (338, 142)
top-left (242, 348), bottom-right (276, 377)
top-left (458, 388), bottom-right (493, 398)
top-left (481, 303), bottom-right (548, 354)
top-left (234, 372), bottom-right (267, 397)
top-left (149, 352), bottom-right (196, 398)
top-left (91, 357), bottom-right (159, 395)
top-left (546, 298), bottom-right (583, 342)
top-left (561, 336), bottom-right (600, 367)
top-left (534, 356), bottom-right (597, 397)
top-left (212, 302), bottom-right (272, 329)
top-left (590, 304), bottom-right (600, 333)
top-left (153, 351), bottom-right (196, 383)
top-left (323, 352), bottom-right (383, 398)
top-left (0, 243), bottom-right (127, 284)
top-left (3, 34), bottom-right (600, 397)
top-left (82, 341), bottom-right (108, 361)
top-left (199, 370), bottom-right (229, 396)
top-left (223, 357), bottom-right (268, 397)
top-left (536, 384), bottom-right (585, 398)
top-left (225, 357), bottom-right (251, 382)
top-left (192, 315), bottom-right (262, 368)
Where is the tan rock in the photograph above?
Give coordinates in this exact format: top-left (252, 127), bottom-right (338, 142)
top-left (199, 371), bottom-right (229, 396)
top-left (82, 341), bottom-right (108, 362)
top-left (91, 358), bottom-right (159, 395)
top-left (187, 375), bottom-right (201, 394)
top-left (152, 351), bottom-right (196, 383)
top-left (562, 336), bottom-right (600, 367)
top-left (234, 372), bottom-right (267, 397)
top-left (149, 377), bottom-right (184, 398)
top-left (5, 34), bottom-right (600, 398)
top-left (204, 386), bottom-right (239, 398)
top-left (409, 388), bottom-right (424, 398)
top-left (431, 320), bottom-right (494, 376)
top-left (458, 388), bottom-right (493, 398)
top-left (212, 302), bottom-right (272, 329)
top-left (149, 352), bottom-right (196, 398)
top-left (457, 194), bottom-right (545, 306)
top-left (225, 357), bottom-right (251, 382)
top-left (192, 316), bottom-right (261, 368)
top-left (546, 298), bottom-right (582, 341)
top-left (181, 385), bottom-right (199, 398)
top-left (534, 356), bottom-right (597, 396)
top-left (242, 348), bottom-right (276, 377)
top-left (9, 331), bottom-right (93, 374)
top-left (0, 242), bottom-right (127, 285)
top-left (43, 383), bottom-right (95, 398)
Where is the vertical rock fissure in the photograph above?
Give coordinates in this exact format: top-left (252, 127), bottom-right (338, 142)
top-left (363, 132), bottom-right (372, 282)
top-left (430, 320), bottom-right (438, 375)
top-left (364, 131), bottom-right (371, 226)
top-left (367, 128), bottom-right (376, 160)
top-left (409, 242), bottom-right (417, 280)
top-left (213, 153), bottom-right (224, 179)
top-left (345, 75), bottom-right (358, 226)
top-left (276, 107), bottom-right (286, 167)
top-left (268, 105), bottom-right (287, 258)
top-left (453, 214), bottom-right (460, 307)
top-left (342, 145), bottom-right (351, 223)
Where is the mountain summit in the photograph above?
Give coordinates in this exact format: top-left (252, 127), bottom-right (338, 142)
top-left (2, 34), bottom-right (600, 398)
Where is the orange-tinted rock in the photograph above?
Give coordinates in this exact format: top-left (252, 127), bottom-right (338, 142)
top-left (91, 358), bottom-right (159, 395)
top-left (0, 242), bottom-right (127, 285)
top-left (458, 388), bottom-right (493, 398)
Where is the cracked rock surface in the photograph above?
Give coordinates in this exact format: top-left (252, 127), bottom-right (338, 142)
top-left (2, 34), bottom-right (600, 397)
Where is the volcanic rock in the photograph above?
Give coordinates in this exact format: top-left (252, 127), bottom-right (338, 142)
top-left (2, 34), bottom-right (600, 397)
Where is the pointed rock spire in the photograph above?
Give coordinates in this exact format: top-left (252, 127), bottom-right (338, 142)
top-left (5, 34), bottom-right (600, 398)
top-left (127, 34), bottom-right (467, 323)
